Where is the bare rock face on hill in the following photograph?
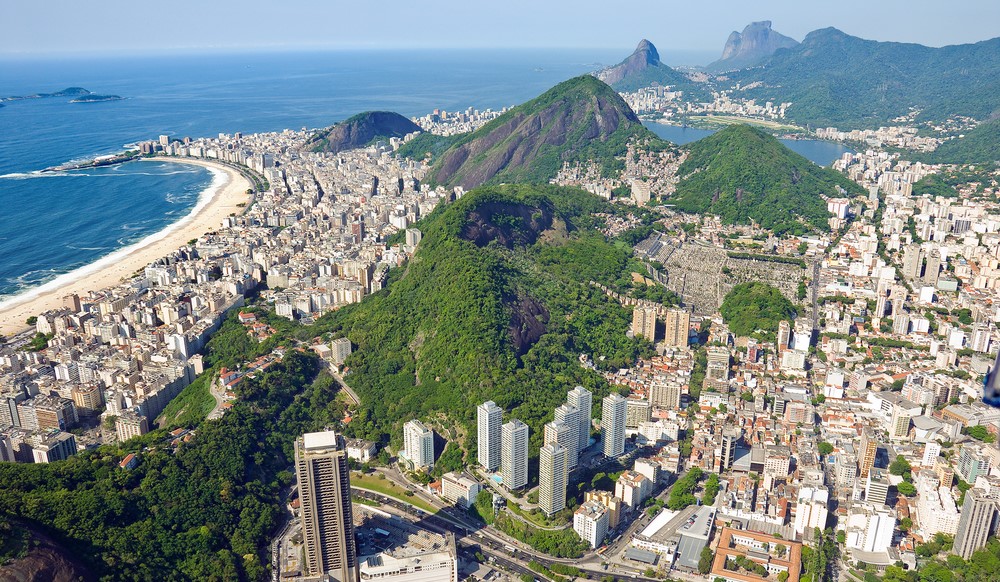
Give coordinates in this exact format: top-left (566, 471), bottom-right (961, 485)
top-left (0, 527), bottom-right (92, 582)
top-left (707, 21), bottom-right (799, 72)
top-left (427, 75), bottom-right (652, 190)
top-left (597, 39), bottom-right (661, 86)
top-left (594, 39), bottom-right (703, 93)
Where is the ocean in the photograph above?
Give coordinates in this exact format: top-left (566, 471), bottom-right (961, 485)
top-left (0, 49), bottom-right (849, 304)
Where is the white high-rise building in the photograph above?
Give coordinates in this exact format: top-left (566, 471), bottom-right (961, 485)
top-left (539, 443), bottom-right (568, 516)
top-left (953, 488), bottom-right (999, 559)
top-left (477, 401), bottom-right (502, 471)
top-left (501, 419), bottom-right (529, 490)
top-left (794, 487), bottom-right (830, 535)
top-left (403, 419), bottom-right (435, 469)
top-left (544, 420), bottom-right (573, 480)
top-left (567, 386), bottom-right (592, 452)
top-left (601, 393), bottom-right (627, 458)
top-left (553, 403), bottom-right (580, 468)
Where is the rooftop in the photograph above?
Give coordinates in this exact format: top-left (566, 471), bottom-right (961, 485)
top-left (302, 430), bottom-right (340, 451)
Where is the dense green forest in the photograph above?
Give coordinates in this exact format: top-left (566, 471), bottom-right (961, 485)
top-left (720, 281), bottom-right (798, 339)
top-left (309, 184), bottom-right (676, 453)
top-left (670, 125), bottom-right (863, 235)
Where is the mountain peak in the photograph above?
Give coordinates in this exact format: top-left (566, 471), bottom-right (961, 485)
top-left (706, 20), bottom-right (799, 72)
top-left (634, 39), bottom-right (660, 64)
top-left (595, 39), bottom-right (706, 95)
top-left (425, 75), bottom-right (653, 190)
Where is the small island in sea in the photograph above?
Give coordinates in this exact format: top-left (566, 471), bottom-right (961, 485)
top-left (0, 87), bottom-right (124, 103)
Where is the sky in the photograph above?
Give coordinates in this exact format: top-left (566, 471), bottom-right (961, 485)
top-left (4, 0), bottom-right (999, 61)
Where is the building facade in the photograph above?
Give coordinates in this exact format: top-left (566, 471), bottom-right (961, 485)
top-left (295, 431), bottom-right (357, 582)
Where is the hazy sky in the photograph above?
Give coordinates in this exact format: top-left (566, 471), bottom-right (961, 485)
top-left (5, 0), bottom-right (999, 59)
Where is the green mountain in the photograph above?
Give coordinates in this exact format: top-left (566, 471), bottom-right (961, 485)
top-left (670, 124), bottom-right (863, 235)
top-left (730, 28), bottom-right (1000, 127)
top-left (424, 75), bottom-right (660, 190)
top-left (925, 118), bottom-right (1000, 165)
top-left (305, 111), bottom-right (422, 153)
top-left (596, 39), bottom-right (709, 98)
top-left (311, 184), bottom-right (676, 447)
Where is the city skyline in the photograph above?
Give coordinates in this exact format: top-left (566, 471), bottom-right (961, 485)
top-left (5, 0), bottom-right (1000, 59)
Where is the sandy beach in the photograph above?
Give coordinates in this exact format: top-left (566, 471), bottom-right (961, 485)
top-left (0, 157), bottom-right (251, 338)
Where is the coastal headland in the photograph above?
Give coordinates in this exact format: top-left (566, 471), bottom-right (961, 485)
top-left (0, 157), bottom-right (250, 337)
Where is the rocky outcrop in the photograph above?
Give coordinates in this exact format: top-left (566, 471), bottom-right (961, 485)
top-left (706, 21), bottom-right (798, 72)
top-left (596, 39), bottom-right (661, 86)
top-left (305, 111), bottom-right (421, 153)
top-left (595, 39), bottom-right (700, 93)
top-left (0, 526), bottom-right (93, 582)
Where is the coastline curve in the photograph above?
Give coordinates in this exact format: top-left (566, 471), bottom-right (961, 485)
top-left (0, 158), bottom-right (251, 337)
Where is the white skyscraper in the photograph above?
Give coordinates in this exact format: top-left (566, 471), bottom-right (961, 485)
top-left (553, 403), bottom-right (580, 468)
top-left (477, 400), bottom-right (502, 471)
top-left (502, 419), bottom-right (529, 490)
top-left (602, 393), bottom-right (627, 458)
top-left (403, 419), bottom-right (435, 469)
top-left (544, 420), bottom-right (573, 479)
top-left (539, 443), bottom-right (568, 516)
top-left (567, 385), bottom-right (592, 452)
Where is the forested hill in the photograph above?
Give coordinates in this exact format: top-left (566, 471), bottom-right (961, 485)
top-left (310, 184), bottom-right (677, 449)
top-left (670, 124), bottom-right (864, 235)
top-left (923, 118), bottom-right (1000, 165)
top-left (305, 111), bottom-right (422, 153)
top-left (729, 27), bottom-right (1000, 127)
top-left (423, 75), bottom-right (661, 190)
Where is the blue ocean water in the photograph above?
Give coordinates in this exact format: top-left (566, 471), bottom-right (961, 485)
top-left (0, 49), bottom-right (625, 301)
top-left (0, 49), bottom-right (850, 303)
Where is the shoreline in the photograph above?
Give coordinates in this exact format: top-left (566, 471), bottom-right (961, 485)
top-left (0, 157), bottom-right (251, 338)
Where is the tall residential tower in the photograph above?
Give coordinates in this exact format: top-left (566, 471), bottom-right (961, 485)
top-left (477, 401), bottom-right (502, 471)
top-left (602, 393), bottom-right (627, 458)
top-left (295, 431), bottom-right (358, 582)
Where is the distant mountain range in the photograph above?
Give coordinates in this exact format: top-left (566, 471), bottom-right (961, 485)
top-left (705, 21), bottom-right (798, 73)
top-left (726, 27), bottom-right (1000, 127)
top-left (305, 111), bottom-right (422, 153)
top-left (422, 75), bottom-right (657, 190)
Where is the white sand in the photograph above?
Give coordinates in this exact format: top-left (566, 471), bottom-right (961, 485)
top-left (0, 157), bottom-right (251, 337)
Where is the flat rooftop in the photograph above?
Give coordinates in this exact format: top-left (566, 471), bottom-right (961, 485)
top-left (302, 430), bottom-right (340, 450)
